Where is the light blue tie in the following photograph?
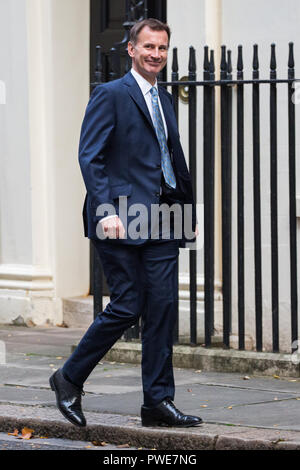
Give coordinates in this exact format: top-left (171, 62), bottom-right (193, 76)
top-left (150, 87), bottom-right (176, 189)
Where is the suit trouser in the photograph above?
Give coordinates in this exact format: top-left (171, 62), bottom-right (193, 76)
top-left (62, 237), bottom-right (179, 407)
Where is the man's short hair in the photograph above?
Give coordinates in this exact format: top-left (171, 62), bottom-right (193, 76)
top-left (129, 18), bottom-right (171, 45)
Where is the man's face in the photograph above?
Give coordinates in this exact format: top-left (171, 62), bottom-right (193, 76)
top-left (128, 26), bottom-right (169, 83)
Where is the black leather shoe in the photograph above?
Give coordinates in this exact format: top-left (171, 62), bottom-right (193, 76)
top-left (141, 398), bottom-right (203, 427)
top-left (49, 369), bottom-right (86, 427)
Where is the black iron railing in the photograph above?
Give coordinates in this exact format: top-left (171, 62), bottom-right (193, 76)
top-left (91, 40), bottom-right (299, 354)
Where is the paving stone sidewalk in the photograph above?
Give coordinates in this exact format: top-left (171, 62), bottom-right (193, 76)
top-left (0, 324), bottom-right (300, 450)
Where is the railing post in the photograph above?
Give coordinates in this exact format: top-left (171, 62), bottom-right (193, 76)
top-left (171, 47), bottom-right (179, 345)
top-left (203, 46), bottom-right (215, 347)
top-left (227, 49), bottom-right (233, 338)
top-left (252, 44), bottom-right (263, 352)
top-left (288, 42), bottom-right (298, 353)
top-left (171, 47), bottom-right (179, 121)
top-left (237, 45), bottom-right (245, 350)
top-left (270, 43), bottom-right (279, 352)
top-left (220, 45), bottom-right (232, 348)
top-left (188, 46), bottom-right (197, 346)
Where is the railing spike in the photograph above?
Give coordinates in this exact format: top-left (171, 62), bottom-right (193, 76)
top-left (203, 46), bottom-right (209, 81)
top-left (253, 44), bottom-right (259, 79)
top-left (172, 47), bottom-right (178, 73)
top-left (227, 50), bottom-right (232, 78)
top-left (253, 44), bottom-right (259, 70)
top-left (270, 43), bottom-right (276, 71)
top-left (188, 46), bottom-right (196, 74)
top-left (288, 42), bottom-right (295, 68)
top-left (210, 50), bottom-right (215, 72)
top-left (221, 45), bottom-right (227, 80)
top-left (288, 42), bottom-right (295, 79)
top-left (288, 42), bottom-right (295, 78)
top-left (270, 43), bottom-right (277, 80)
top-left (237, 45), bottom-right (243, 80)
top-left (204, 45), bottom-right (209, 71)
top-left (221, 45), bottom-right (227, 72)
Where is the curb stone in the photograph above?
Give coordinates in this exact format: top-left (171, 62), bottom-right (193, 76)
top-left (0, 405), bottom-right (300, 450)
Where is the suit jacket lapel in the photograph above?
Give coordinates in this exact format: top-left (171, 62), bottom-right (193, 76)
top-left (123, 72), bottom-right (178, 147)
top-left (123, 72), bottom-right (155, 132)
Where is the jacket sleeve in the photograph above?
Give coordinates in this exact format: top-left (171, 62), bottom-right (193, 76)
top-left (78, 85), bottom-right (115, 211)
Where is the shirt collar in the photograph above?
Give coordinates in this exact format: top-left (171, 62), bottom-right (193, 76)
top-left (131, 68), bottom-right (158, 96)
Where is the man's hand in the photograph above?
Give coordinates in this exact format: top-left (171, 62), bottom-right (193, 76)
top-left (101, 216), bottom-right (125, 239)
top-left (195, 224), bottom-right (199, 237)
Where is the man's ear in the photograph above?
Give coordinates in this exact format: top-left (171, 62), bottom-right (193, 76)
top-left (127, 41), bottom-right (134, 58)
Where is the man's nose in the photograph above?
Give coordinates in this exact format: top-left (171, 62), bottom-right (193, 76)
top-left (151, 48), bottom-right (160, 58)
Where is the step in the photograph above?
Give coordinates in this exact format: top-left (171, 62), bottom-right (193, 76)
top-left (62, 296), bottom-right (253, 351)
top-left (63, 295), bottom-right (110, 328)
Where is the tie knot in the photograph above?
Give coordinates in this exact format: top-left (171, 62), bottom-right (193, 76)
top-left (150, 86), bottom-right (158, 98)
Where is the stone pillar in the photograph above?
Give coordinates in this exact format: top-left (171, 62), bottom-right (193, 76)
top-left (0, 0), bottom-right (90, 325)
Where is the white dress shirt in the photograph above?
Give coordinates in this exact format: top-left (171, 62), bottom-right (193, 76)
top-left (130, 68), bottom-right (168, 139)
top-left (102, 68), bottom-right (168, 223)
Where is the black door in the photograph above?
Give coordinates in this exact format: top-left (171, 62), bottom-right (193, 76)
top-left (90, 0), bottom-right (167, 83)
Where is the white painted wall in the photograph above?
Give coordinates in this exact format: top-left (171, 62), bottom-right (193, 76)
top-left (0, 0), bottom-right (32, 265)
top-left (0, 0), bottom-right (90, 325)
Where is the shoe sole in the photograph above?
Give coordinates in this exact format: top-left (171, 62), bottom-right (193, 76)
top-left (49, 374), bottom-right (86, 428)
top-left (142, 420), bottom-right (203, 428)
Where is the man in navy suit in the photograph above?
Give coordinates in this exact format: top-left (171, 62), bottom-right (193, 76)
top-left (50, 18), bottom-right (202, 428)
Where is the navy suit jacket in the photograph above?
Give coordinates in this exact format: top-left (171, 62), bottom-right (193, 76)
top-left (78, 71), bottom-right (196, 246)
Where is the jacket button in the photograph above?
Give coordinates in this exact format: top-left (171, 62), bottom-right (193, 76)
top-left (155, 192), bottom-right (160, 197)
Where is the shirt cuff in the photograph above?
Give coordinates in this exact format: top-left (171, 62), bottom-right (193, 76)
top-left (100, 214), bottom-right (118, 223)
